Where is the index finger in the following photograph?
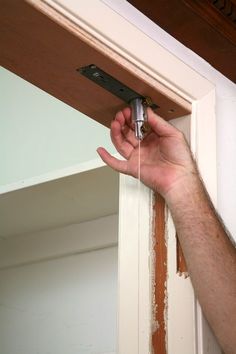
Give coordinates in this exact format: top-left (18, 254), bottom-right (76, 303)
top-left (147, 108), bottom-right (180, 137)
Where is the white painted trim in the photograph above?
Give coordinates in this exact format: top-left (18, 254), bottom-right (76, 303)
top-left (118, 174), bottom-right (153, 354)
top-left (171, 89), bottom-right (219, 354)
top-left (191, 91), bottom-right (221, 354)
top-left (166, 210), bottom-right (196, 354)
top-left (41, 0), bottom-right (214, 102)
top-left (166, 116), bottom-right (197, 353)
top-left (168, 91), bottom-right (220, 354)
top-left (193, 90), bottom-right (217, 204)
top-left (195, 301), bottom-right (222, 354)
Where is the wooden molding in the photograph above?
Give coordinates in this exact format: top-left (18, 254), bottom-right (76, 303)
top-left (183, 0), bottom-right (236, 46)
top-left (118, 175), bottom-right (153, 353)
top-left (0, 0), bottom-right (190, 130)
top-left (128, 0), bottom-right (236, 83)
top-left (152, 194), bottom-right (167, 354)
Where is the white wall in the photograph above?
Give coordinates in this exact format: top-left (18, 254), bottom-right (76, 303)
top-left (0, 67), bottom-right (116, 187)
top-left (103, 0), bottom-right (236, 238)
top-left (0, 215), bottom-right (118, 354)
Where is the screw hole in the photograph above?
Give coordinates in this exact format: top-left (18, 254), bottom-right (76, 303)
top-left (93, 73), bottom-right (105, 80)
top-left (168, 109), bottom-right (175, 113)
top-left (119, 88), bottom-right (125, 92)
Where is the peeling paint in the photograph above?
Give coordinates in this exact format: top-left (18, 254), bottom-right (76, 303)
top-left (151, 194), bottom-right (168, 354)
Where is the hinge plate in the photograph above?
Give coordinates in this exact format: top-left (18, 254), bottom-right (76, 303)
top-left (78, 64), bottom-right (158, 109)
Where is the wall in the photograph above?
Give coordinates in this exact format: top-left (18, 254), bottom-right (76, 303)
top-left (0, 215), bottom-right (118, 354)
top-left (0, 58), bottom-right (119, 353)
top-left (102, 0), bottom-right (236, 238)
top-left (0, 67), bottom-right (116, 187)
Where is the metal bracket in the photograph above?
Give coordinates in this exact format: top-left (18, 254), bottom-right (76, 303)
top-left (77, 64), bottom-right (158, 109)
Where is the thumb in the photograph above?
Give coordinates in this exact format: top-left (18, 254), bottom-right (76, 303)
top-left (147, 108), bottom-right (178, 137)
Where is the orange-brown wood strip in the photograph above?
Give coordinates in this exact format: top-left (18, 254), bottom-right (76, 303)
top-left (176, 234), bottom-right (188, 277)
top-left (152, 194), bottom-right (167, 354)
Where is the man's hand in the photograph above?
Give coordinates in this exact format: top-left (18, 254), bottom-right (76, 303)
top-left (97, 107), bottom-right (196, 199)
top-left (98, 107), bottom-right (236, 354)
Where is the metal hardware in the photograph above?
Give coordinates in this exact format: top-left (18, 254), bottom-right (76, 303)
top-left (78, 64), bottom-right (158, 109)
top-left (78, 64), bottom-right (159, 140)
top-left (130, 97), bottom-right (148, 140)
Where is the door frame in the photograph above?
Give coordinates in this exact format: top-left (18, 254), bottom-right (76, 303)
top-left (6, 1), bottom-right (219, 352)
top-left (55, 1), bottom-right (218, 352)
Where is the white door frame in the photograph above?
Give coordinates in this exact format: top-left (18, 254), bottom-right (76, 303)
top-left (28, 1), bottom-right (219, 352)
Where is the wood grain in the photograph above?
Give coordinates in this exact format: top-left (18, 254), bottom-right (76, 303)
top-left (183, 0), bottom-right (236, 46)
top-left (128, 0), bottom-right (236, 83)
top-left (152, 194), bottom-right (167, 354)
top-left (0, 0), bottom-right (190, 129)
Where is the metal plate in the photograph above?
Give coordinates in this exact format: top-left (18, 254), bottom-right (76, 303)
top-left (78, 64), bottom-right (158, 108)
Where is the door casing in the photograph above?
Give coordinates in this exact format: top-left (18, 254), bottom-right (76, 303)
top-left (1, 0), bottom-right (219, 352)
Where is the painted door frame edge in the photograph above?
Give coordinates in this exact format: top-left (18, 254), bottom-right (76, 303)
top-left (118, 91), bottom-right (219, 354)
top-left (118, 83), bottom-right (219, 354)
top-left (27, 1), bottom-right (219, 352)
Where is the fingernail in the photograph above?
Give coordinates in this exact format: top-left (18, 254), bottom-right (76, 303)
top-left (114, 111), bottom-right (122, 120)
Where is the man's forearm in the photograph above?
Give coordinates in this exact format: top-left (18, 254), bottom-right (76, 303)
top-left (166, 175), bottom-right (236, 354)
top-left (99, 107), bottom-right (236, 352)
